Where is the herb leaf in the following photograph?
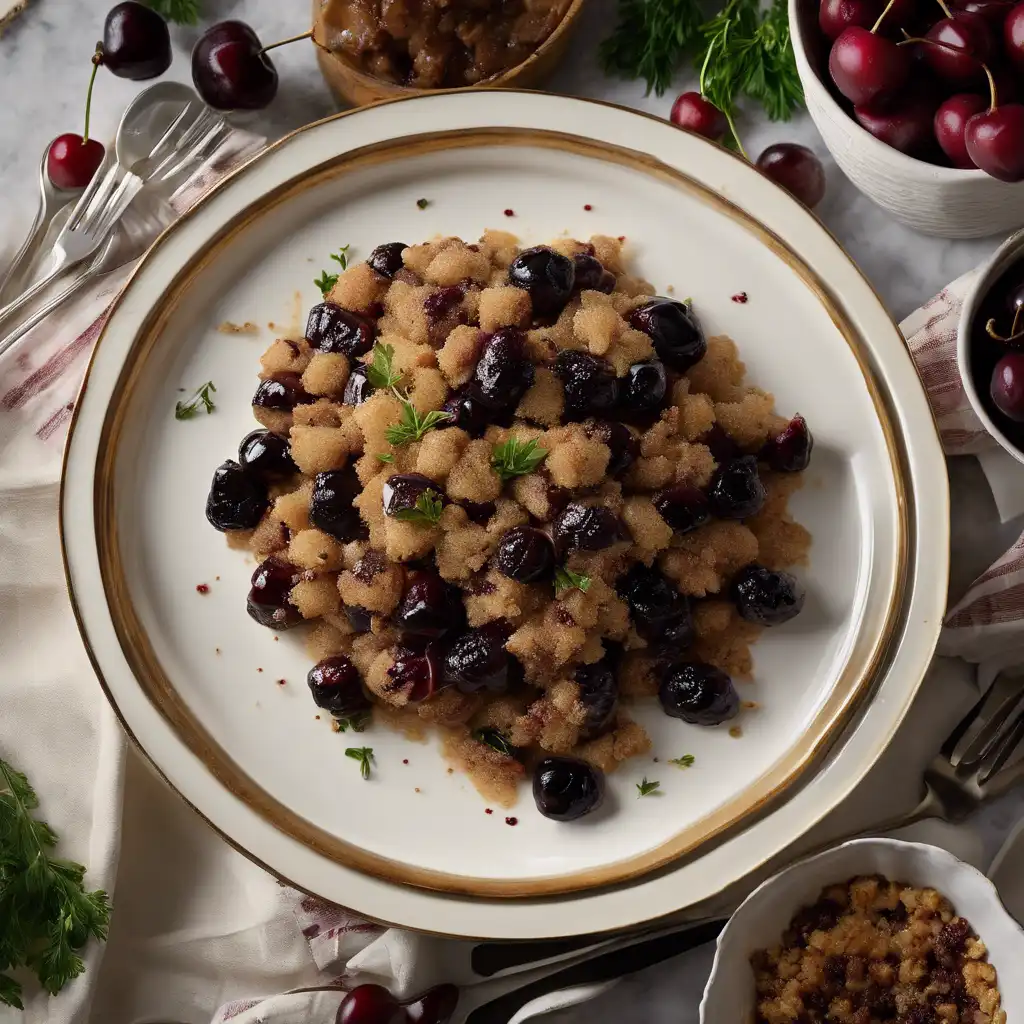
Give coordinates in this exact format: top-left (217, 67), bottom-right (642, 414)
top-left (314, 244), bottom-right (351, 297)
top-left (473, 727), bottom-right (518, 759)
top-left (554, 567), bottom-right (592, 596)
top-left (416, 198), bottom-right (430, 209)
top-left (0, 758), bottom-right (111, 1008)
top-left (365, 343), bottom-right (403, 392)
top-left (334, 711), bottom-right (371, 733)
top-left (376, 453), bottom-right (395, 464)
top-left (314, 270), bottom-right (338, 297)
top-left (385, 402), bottom-right (451, 447)
top-left (345, 747), bottom-right (375, 780)
top-left (141, 0), bottom-right (200, 23)
top-left (669, 754), bottom-right (696, 768)
top-left (697, 0), bottom-right (803, 149)
top-left (600, 0), bottom-right (704, 96)
top-left (636, 777), bottom-right (661, 797)
top-left (392, 489), bottom-right (445, 527)
top-left (491, 436), bottom-right (548, 483)
top-left (174, 381), bottom-right (216, 420)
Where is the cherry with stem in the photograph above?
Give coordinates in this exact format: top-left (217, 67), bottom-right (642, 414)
top-left (964, 62), bottom-right (1024, 181)
top-left (829, 0), bottom-right (911, 106)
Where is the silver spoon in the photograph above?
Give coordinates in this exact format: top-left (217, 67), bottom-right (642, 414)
top-left (0, 146), bottom-right (85, 306)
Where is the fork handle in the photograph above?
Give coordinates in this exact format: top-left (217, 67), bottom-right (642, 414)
top-left (0, 260), bottom-right (70, 334)
top-left (0, 202), bottom-right (49, 307)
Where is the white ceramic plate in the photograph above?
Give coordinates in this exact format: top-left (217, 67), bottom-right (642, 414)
top-left (62, 91), bottom-right (948, 936)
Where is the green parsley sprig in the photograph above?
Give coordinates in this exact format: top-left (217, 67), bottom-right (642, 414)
top-left (554, 567), bottom-right (592, 597)
top-left (492, 436), bottom-right (548, 482)
top-left (142, 0), bottom-right (200, 23)
top-left (0, 759), bottom-right (111, 1008)
top-left (386, 406), bottom-right (452, 447)
top-left (334, 712), bottom-right (370, 733)
top-left (636, 777), bottom-right (661, 797)
top-left (392, 489), bottom-right (445, 527)
top-left (366, 343), bottom-right (403, 392)
top-left (174, 381), bottom-right (216, 420)
top-left (314, 245), bottom-right (351, 297)
top-left (473, 728), bottom-right (519, 759)
top-left (345, 747), bottom-right (375, 780)
top-left (669, 754), bottom-right (696, 768)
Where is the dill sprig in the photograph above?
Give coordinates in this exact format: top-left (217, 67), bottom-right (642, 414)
top-left (600, 0), bottom-right (704, 96)
top-left (0, 759), bottom-right (111, 1008)
top-left (491, 436), bottom-right (548, 482)
top-left (174, 381), bottom-right (216, 420)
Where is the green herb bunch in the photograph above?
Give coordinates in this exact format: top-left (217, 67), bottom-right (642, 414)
top-left (0, 760), bottom-right (111, 1008)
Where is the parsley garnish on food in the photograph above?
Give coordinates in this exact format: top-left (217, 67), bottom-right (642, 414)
top-left (142, 0), bottom-right (200, 23)
top-left (669, 754), bottom-right (696, 768)
top-left (174, 381), bottom-right (216, 420)
top-left (636, 777), bottom-right (661, 797)
top-left (697, 0), bottom-right (803, 151)
top-left (392, 489), bottom-right (445, 527)
top-left (416, 198), bottom-right (430, 209)
top-left (365, 343), bottom-right (403, 392)
top-left (554, 567), bottom-right (592, 597)
top-left (491, 436), bottom-right (549, 482)
top-left (345, 747), bottom-right (375, 780)
top-left (600, 0), bottom-right (704, 96)
top-left (473, 727), bottom-right (518, 759)
top-left (313, 244), bottom-right (351, 297)
top-left (385, 405), bottom-right (451, 447)
top-left (334, 711), bottom-right (370, 733)
top-left (0, 759), bottom-right (111, 1008)
top-left (376, 453), bottom-right (395, 464)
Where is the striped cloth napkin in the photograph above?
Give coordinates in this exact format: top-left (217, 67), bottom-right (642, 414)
top-left (0, 139), bottom-right (1018, 1022)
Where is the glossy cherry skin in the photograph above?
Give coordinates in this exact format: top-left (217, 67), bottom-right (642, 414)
top-left (46, 134), bottom-right (105, 190)
top-left (253, 372), bottom-right (309, 412)
top-left (935, 93), bottom-right (987, 166)
top-left (627, 299), bottom-right (707, 371)
top-left (336, 984), bottom-right (405, 1024)
top-left (394, 572), bottom-right (460, 641)
top-left (760, 415), bottom-right (814, 472)
top-left (238, 429), bottom-right (296, 480)
top-left (653, 484), bottom-right (711, 533)
top-left (192, 21), bottom-right (279, 111)
top-left (707, 456), bottom-right (766, 519)
top-left (756, 144), bottom-right (827, 207)
top-left (965, 104), bottom-right (1024, 181)
top-left (1007, 1), bottom-right (1024, 70)
top-left (588, 421), bottom-right (639, 477)
top-left (533, 757), bottom-right (605, 821)
top-left (575, 658), bottom-right (619, 738)
top-left (659, 662), bottom-right (739, 726)
top-left (247, 558), bottom-right (301, 630)
top-left (957, 0), bottom-right (1015, 24)
top-left (101, 2), bottom-right (172, 80)
top-left (991, 352), bottom-right (1024, 420)
top-left (205, 460), bottom-right (268, 531)
top-left (507, 246), bottom-right (576, 318)
top-left (367, 241), bottom-right (408, 279)
top-left (829, 27), bottom-right (909, 106)
top-left (669, 92), bottom-right (728, 140)
top-left (923, 13), bottom-right (993, 84)
top-left (820, 0), bottom-right (880, 39)
top-left (307, 656), bottom-right (370, 715)
top-left (496, 526), bottom-right (555, 583)
top-left (854, 90), bottom-right (939, 155)
top-left (732, 564), bottom-right (806, 625)
top-left (442, 622), bottom-right (513, 694)
top-left (310, 468), bottom-right (365, 541)
top-left (405, 984), bottom-right (460, 1024)
top-left (572, 253), bottom-right (616, 293)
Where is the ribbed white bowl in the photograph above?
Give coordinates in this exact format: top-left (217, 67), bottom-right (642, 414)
top-left (790, 0), bottom-right (1024, 238)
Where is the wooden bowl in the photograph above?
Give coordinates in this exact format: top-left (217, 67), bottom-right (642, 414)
top-left (311, 0), bottom-right (587, 108)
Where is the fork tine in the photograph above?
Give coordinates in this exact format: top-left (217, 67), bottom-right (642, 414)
top-left (142, 101), bottom-right (201, 168)
top-left (154, 121), bottom-right (229, 182)
top-left (978, 712), bottom-right (1024, 786)
top-left (946, 670), bottom-right (1024, 766)
top-left (68, 162), bottom-right (122, 231)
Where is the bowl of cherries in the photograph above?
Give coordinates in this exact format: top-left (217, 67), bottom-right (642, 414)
top-left (789, 0), bottom-right (1024, 236)
top-left (958, 229), bottom-right (1024, 459)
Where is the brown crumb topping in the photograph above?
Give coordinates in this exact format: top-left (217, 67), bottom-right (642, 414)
top-left (752, 876), bottom-right (1006, 1024)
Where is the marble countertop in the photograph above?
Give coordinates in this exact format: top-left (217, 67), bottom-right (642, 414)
top-left (2, 2), bottom-right (1024, 1023)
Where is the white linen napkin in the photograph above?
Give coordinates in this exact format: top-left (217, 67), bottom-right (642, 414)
top-left (0, 148), bottom-right (1016, 1024)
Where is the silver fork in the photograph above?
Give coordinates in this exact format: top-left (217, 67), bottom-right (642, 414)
top-left (0, 96), bottom-right (223, 335)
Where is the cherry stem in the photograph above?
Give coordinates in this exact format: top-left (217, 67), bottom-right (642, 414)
top-left (83, 50), bottom-right (102, 145)
top-left (981, 61), bottom-right (998, 111)
top-left (871, 0), bottom-right (901, 34)
top-left (260, 29), bottom-right (313, 55)
top-left (986, 315), bottom-right (1024, 344)
top-left (934, 0), bottom-right (954, 18)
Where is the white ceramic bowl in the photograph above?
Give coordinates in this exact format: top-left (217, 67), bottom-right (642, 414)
top-left (789, 0), bottom-right (1024, 238)
top-left (957, 228), bottom-right (1024, 464)
top-left (701, 838), bottom-right (1024, 1023)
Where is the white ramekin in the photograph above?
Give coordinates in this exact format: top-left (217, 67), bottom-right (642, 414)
top-left (700, 838), bottom-right (1024, 1023)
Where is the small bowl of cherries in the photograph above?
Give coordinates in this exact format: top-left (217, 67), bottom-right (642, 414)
top-left (958, 229), bottom-right (1024, 460)
top-left (789, 0), bottom-right (1024, 237)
